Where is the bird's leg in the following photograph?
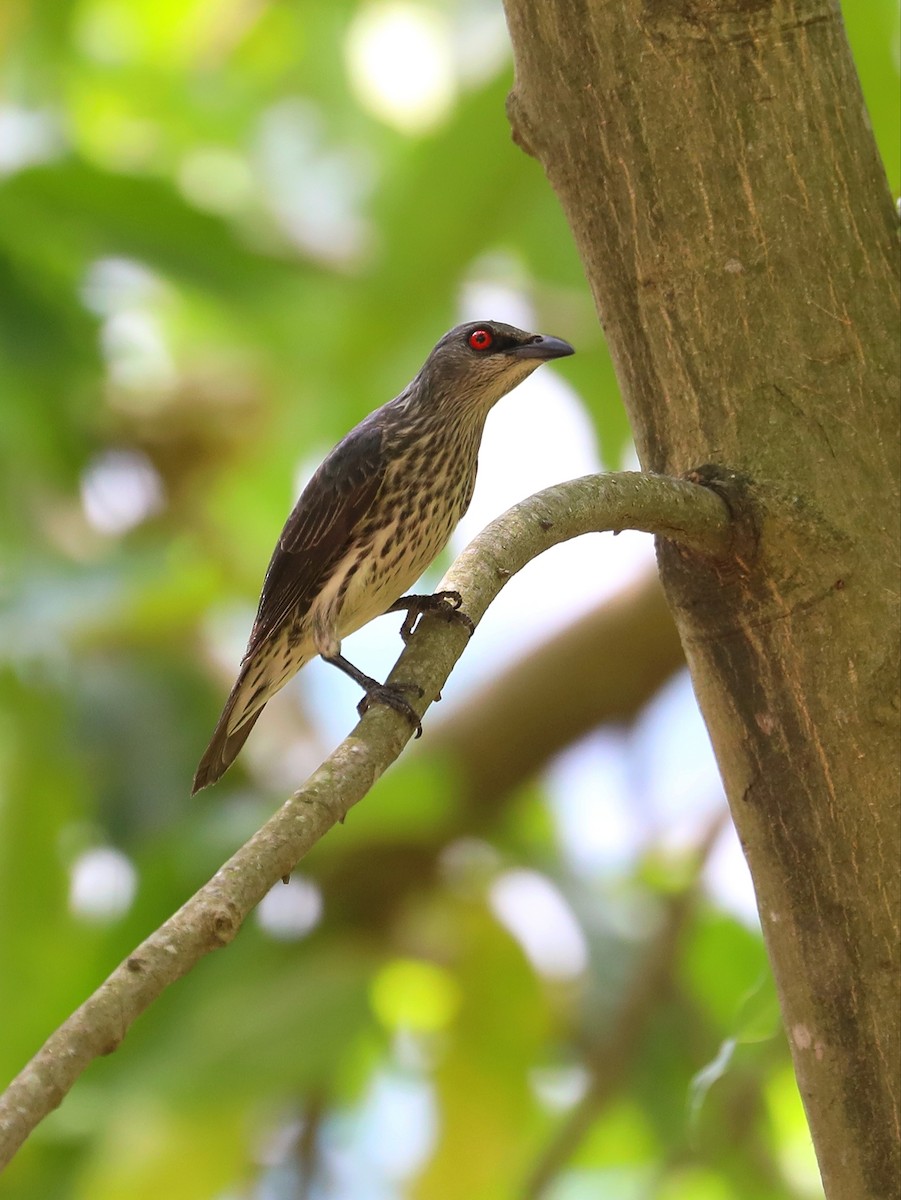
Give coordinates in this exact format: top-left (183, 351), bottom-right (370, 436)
top-left (322, 652), bottom-right (424, 738)
top-left (386, 590), bottom-right (475, 644)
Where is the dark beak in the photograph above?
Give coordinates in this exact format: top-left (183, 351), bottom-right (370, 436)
top-left (509, 334), bottom-right (575, 361)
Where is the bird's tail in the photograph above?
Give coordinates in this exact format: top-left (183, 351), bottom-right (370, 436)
top-left (192, 669), bottom-right (267, 794)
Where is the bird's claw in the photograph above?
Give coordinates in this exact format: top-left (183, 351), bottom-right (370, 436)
top-left (357, 681), bottom-right (424, 737)
top-left (435, 589), bottom-right (463, 610)
top-left (390, 590), bottom-right (475, 644)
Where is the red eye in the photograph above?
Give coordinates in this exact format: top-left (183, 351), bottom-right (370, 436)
top-left (468, 328), bottom-right (493, 351)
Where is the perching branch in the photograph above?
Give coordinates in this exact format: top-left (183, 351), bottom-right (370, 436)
top-left (316, 569), bottom-right (688, 927)
top-left (0, 470), bottom-right (732, 1170)
top-left (428, 568), bottom-right (685, 812)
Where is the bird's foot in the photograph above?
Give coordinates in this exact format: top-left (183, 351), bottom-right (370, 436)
top-left (357, 681), bottom-right (424, 737)
top-left (388, 590), bottom-right (475, 644)
top-left (323, 651), bottom-right (425, 736)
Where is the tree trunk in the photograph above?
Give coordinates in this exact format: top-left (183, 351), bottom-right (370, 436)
top-left (501, 2), bottom-right (900, 1198)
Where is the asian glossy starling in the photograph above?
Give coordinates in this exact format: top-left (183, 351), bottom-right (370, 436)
top-left (192, 319), bottom-right (574, 792)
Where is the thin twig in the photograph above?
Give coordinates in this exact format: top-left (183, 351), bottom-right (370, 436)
top-left (521, 813), bottom-right (728, 1200)
top-left (0, 471), bottom-right (732, 1170)
top-left (295, 1088), bottom-right (326, 1199)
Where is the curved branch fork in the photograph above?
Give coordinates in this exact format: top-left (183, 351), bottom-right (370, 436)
top-left (0, 470), bottom-right (733, 1169)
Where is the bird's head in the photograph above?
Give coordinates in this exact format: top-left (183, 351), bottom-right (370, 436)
top-left (416, 320), bottom-right (574, 416)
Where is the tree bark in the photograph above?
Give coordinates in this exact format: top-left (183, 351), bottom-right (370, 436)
top-left (501, 3), bottom-right (900, 1198)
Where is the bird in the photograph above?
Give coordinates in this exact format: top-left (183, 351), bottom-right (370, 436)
top-left (192, 319), bottom-right (574, 792)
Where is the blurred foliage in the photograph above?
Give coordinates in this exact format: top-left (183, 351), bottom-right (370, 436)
top-left (0, 2), bottom-right (896, 1197)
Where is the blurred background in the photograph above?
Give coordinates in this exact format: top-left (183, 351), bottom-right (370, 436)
top-left (0, 2), bottom-right (897, 1197)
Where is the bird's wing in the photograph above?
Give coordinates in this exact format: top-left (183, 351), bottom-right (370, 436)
top-left (244, 417), bottom-right (388, 655)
